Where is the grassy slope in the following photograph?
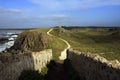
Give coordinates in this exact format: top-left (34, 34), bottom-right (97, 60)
top-left (29, 28), bottom-right (67, 60)
top-left (51, 27), bottom-right (120, 61)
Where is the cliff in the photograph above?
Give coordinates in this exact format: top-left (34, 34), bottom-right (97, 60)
top-left (0, 49), bottom-right (52, 80)
top-left (67, 49), bottom-right (120, 80)
top-left (11, 30), bottom-right (51, 52)
top-left (0, 30), bottom-right (52, 80)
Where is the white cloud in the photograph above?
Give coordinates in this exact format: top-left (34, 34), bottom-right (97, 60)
top-left (39, 14), bottom-right (69, 20)
top-left (0, 8), bottom-right (23, 14)
top-left (29, 0), bottom-right (120, 10)
top-left (0, 8), bottom-right (70, 28)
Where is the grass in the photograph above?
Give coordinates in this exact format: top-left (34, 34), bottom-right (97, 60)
top-left (50, 37), bottom-right (67, 60)
top-left (33, 28), bottom-right (67, 60)
top-left (13, 29), bottom-right (51, 52)
top-left (29, 28), bottom-right (50, 33)
top-left (41, 67), bottom-right (48, 76)
top-left (51, 27), bottom-right (120, 61)
top-left (14, 28), bottom-right (67, 60)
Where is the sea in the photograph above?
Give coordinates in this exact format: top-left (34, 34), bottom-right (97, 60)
top-left (0, 29), bottom-right (25, 52)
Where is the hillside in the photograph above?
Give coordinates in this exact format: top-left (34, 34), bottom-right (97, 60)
top-left (8, 28), bottom-right (67, 60)
top-left (51, 27), bottom-right (120, 61)
top-left (12, 30), bottom-right (51, 52)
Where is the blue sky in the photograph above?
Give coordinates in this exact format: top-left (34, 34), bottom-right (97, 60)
top-left (0, 0), bottom-right (120, 28)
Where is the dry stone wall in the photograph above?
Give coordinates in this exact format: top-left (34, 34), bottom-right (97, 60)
top-left (0, 49), bottom-right (52, 80)
top-left (67, 49), bottom-right (120, 80)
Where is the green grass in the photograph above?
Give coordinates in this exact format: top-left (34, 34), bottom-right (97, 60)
top-left (29, 28), bottom-right (50, 33)
top-left (41, 67), bottom-right (48, 76)
top-left (50, 36), bottom-right (67, 61)
top-left (16, 28), bottom-right (67, 60)
top-left (34, 28), bottom-right (67, 60)
top-left (51, 27), bottom-right (120, 61)
top-left (32, 28), bottom-right (67, 60)
top-left (13, 29), bottom-right (52, 52)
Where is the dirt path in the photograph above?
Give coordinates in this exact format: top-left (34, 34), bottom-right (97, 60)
top-left (47, 29), bottom-right (53, 36)
top-left (46, 28), bottom-right (70, 80)
top-left (47, 28), bottom-right (71, 60)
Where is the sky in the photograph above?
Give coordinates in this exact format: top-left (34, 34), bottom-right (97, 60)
top-left (0, 0), bottom-right (120, 28)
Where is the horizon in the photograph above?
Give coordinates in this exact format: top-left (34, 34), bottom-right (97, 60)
top-left (0, 0), bottom-right (120, 28)
top-left (0, 26), bottom-right (120, 30)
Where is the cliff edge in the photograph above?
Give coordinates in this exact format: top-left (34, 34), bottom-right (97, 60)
top-left (11, 30), bottom-right (51, 52)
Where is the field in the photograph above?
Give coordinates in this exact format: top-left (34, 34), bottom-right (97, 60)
top-left (51, 27), bottom-right (120, 61)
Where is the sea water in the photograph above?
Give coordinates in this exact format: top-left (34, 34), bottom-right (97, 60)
top-left (0, 30), bottom-right (23, 52)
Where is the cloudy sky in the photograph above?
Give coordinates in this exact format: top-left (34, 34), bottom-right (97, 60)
top-left (0, 0), bottom-right (120, 28)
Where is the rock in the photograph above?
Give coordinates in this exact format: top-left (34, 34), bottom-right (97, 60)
top-left (0, 38), bottom-right (8, 44)
top-left (111, 60), bottom-right (120, 68)
top-left (11, 30), bottom-right (51, 52)
top-left (0, 49), bottom-right (52, 80)
top-left (67, 49), bottom-right (120, 80)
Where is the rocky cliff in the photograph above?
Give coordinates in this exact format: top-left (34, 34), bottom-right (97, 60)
top-left (67, 49), bottom-right (120, 80)
top-left (0, 49), bottom-right (52, 80)
top-left (0, 30), bottom-right (52, 80)
top-left (11, 30), bottom-right (51, 52)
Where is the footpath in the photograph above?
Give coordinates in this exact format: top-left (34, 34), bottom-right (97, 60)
top-left (46, 28), bottom-right (71, 80)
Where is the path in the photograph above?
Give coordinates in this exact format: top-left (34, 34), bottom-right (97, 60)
top-left (47, 28), bottom-right (71, 60)
top-left (47, 29), bottom-right (53, 36)
top-left (47, 29), bottom-right (71, 80)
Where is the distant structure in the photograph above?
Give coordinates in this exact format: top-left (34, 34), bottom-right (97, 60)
top-left (57, 19), bottom-right (62, 28)
top-left (59, 26), bottom-right (62, 28)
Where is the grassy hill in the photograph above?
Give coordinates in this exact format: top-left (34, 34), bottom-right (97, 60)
top-left (10, 28), bottom-right (67, 60)
top-left (51, 27), bottom-right (120, 61)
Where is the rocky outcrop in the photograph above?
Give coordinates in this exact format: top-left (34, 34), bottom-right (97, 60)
top-left (0, 53), bottom-right (34, 80)
top-left (0, 38), bottom-right (8, 44)
top-left (11, 30), bottom-right (51, 52)
top-left (0, 49), bottom-right (52, 80)
top-left (67, 49), bottom-right (120, 80)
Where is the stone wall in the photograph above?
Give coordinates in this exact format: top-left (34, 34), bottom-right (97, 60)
top-left (0, 49), bottom-right (52, 80)
top-left (32, 49), bottom-right (52, 72)
top-left (67, 49), bottom-right (120, 80)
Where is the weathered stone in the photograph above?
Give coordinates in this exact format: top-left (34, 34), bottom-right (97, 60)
top-left (0, 49), bottom-right (52, 80)
top-left (32, 49), bottom-right (52, 72)
top-left (11, 30), bottom-right (51, 52)
top-left (67, 49), bottom-right (120, 80)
